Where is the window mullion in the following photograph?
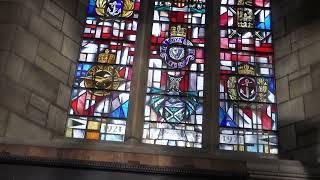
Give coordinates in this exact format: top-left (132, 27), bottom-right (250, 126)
top-left (203, 0), bottom-right (221, 153)
top-left (125, 0), bottom-right (156, 144)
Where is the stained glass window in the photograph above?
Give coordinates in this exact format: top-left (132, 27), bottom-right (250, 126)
top-left (65, 0), bottom-right (140, 142)
top-left (219, 0), bottom-right (278, 154)
top-left (142, 0), bottom-right (206, 148)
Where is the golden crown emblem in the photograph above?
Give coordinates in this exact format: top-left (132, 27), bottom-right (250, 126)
top-left (238, 64), bottom-right (255, 75)
top-left (98, 49), bottom-right (116, 64)
top-left (170, 25), bottom-right (187, 37)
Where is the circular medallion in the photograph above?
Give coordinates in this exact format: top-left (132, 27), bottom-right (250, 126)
top-left (160, 37), bottom-right (195, 69)
top-left (237, 77), bottom-right (256, 101)
top-left (106, 0), bottom-right (123, 17)
top-left (83, 65), bottom-right (120, 96)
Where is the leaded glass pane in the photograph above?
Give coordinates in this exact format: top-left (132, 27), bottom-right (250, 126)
top-left (65, 0), bottom-right (141, 141)
top-left (219, 0), bottom-right (278, 154)
top-left (142, 0), bottom-right (206, 148)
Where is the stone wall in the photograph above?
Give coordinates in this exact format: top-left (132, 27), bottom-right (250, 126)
top-left (0, 0), bottom-right (87, 144)
top-left (273, 0), bottom-right (320, 163)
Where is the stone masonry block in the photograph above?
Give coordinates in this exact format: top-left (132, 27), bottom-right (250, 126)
top-left (44, 0), bottom-right (64, 21)
top-left (29, 15), bottom-right (63, 50)
top-left (15, 0), bottom-right (45, 14)
top-left (275, 53), bottom-right (299, 79)
top-left (5, 53), bottom-right (25, 82)
top-left (62, 13), bottom-right (82, 43)
top-left (272, 18), bottom-right (286, 40)
top-left (0, 2), bottom-right (14, 24)
top-left (276, 76), bottom-right (290, 104)
top-left (305, 90), bottom-right (320, 119)
top-left (56, 83), bottom-right (71, 110)
top-left (290, 145), bottom-right (320, 164)
top-left (311, 62), bottom-right (320, 90)
top-left (299, 41), bottom-right (320, 67)
top-left (37, 42), bottom-right (71, 73)
top-left (288, 66), bottom-right (311, 81)
top-left (21, 62), bottom-right (60, 101)
top-left (0, 51), bottom-right (9, 75)
top-left (296, 129), bottom-right (320, 148)
top-left (291, 21), bottom-right (320, 51)
top-left (290, 20), bottom-right (320, 43)
top-left (0, 24), bottom-right (16, 50)
top-left (52, 0), bottom-right (78, 16)
top-left (61, 36), bottom-right (80, 62)
top-left (26, 106), bottom-right (47, 126)
top-left (48, 105), bottom-right (67, 135)
top-left (296, 115), bottom-right (320, 135)
top-left (0, 77), bottom-right (31, 115)
top-left (278, 97), bottom-right (305, 127)
top-left (35, 56), bottom-right (68, 83)
top-left (30, 93), bottom-right (50, 113)
top-left (12, 2), bottom-right (33, 28)
top-left (12, 26), bottom-right (39, 63)
top-left (289, 75), bottom-right (312, 99)
top-left (0, 106), bottom-right (9, 136)
top-left (274, 35), bottom-right (291, 59)
top-left (40, 9), bottom-right (63, 30)
top-left (0, 2), bottom-right (32, 28)
top-left (279, 125), bottom-right (296, 152)
top-left (6, 113), bottom-right (51, 140)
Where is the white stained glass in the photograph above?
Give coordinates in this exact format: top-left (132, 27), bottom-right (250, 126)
top-left (163, 129), bottom-right (185, 141)
top-left (73, 129), bottom-right (85, 138)
top-left (106, 124), bottom-right (126, 135)
top-left (220, 134), bottom-right (244, 145)
top-left (260, 68), bottom-right (270, 75)
top-left (152, 23), bottom-right (161, 36)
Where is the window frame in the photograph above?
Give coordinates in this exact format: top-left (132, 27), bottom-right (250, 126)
top-left (60, 0), bottom-right (278, 160)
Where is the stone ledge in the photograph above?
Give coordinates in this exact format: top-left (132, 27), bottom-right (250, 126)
top-left (0, 154), bottom-right (244, 178)
top-left (0, 144), bottom-right (319, 179)
top-left (0, 137), bottom-right (279, 162)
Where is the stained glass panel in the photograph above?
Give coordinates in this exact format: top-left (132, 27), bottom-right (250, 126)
top-left (219, 0), bottom-right (277, 154)
top-left (142, 0), bottom-right (206, 148)
top-left (65, 0), bottom-right (141, 141)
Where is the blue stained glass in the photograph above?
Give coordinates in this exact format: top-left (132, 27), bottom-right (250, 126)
top-left (111, 100), bottom-right (129, 118)
top-left (265, 15), bottom-right (271, 29)
top-left (247, 145), bottom-right (258, 152)
top-left (269, 77), bottom-right (276, 94)
top-left (256, 15), bottom-right (271, 30)
top-left (219, 107), bottom-right (238, 128)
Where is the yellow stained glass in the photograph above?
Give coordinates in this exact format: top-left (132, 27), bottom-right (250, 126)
top-left (88, 121), bottom-right (101, 130)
